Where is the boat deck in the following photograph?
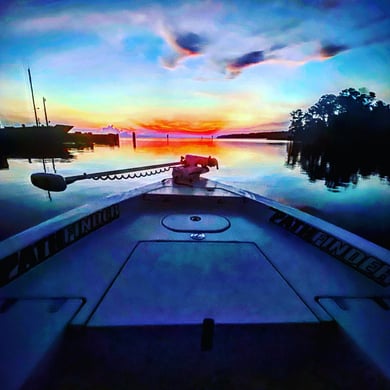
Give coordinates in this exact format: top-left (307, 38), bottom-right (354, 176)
top-left (0, 179), bottom-right (389, 388)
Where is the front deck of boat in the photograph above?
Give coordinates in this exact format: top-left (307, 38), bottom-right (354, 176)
top-left (0, 179), bottom-right (389, 388)
top-left (24, 321), bottom-right (385, 389)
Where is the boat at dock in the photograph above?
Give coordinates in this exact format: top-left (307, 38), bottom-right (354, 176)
top-left (0, 69), bottom-right (75, 148)
top-left (0, 69), bottom-right (119, 153)
top-left (0, 124), bottom-right (74, 144)
top-left (0, 124), bottom-right (120, 151)
top-left (0, 154), bottom-right (389, 389)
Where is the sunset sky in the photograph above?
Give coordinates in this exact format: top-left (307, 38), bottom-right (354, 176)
top-left (1, 0), bottom-right (389, 136)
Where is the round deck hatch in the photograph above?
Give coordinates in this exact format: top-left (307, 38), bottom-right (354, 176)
top-left (161, 214), bottom-right (230, 233)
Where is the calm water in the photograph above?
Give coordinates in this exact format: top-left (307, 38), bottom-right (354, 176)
top-left (1, 138), bottom-right (389, 249)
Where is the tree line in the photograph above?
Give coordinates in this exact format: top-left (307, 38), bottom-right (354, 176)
top-left (289, 88), bottom-right (390, 144)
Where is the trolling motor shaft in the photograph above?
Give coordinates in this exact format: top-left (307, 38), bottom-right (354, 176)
top-left (31, 154), bottom-right (219, 191)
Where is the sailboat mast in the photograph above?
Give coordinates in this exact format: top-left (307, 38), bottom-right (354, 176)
top-left (43, 97), bottom-right (49, 126)
top-left (28, 68), bottom-right (39, 126)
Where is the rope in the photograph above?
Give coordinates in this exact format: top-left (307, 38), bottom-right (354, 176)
top-left (91, 166), bottom-right (173, 181)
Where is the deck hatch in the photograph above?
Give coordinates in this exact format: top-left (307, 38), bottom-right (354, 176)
top-left (162, 214), bottom-right (230, 232)
top-left (89, 242), bottom-right (317, 326)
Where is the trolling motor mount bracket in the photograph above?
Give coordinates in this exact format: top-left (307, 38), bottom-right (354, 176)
top-left (172, 154), bottom-right (219, 185)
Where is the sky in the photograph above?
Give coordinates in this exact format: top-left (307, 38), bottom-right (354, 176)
top-left (0, 0), bottom-right (389, 136)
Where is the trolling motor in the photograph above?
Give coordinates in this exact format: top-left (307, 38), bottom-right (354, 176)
top-left (31, 154), bottom-right (219, 192)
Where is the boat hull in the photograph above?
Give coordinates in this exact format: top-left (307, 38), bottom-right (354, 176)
top-left (0, 178), bottom-right (389, 388)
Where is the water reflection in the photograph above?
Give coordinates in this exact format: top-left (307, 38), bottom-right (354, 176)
top-left (0, 142), bottom-right (77, 167)
top-left (286, 141), bottom-right (390, 191)
top-left (0, 138), bottom-right (389, 250)
top-left (0, 156), bottom-right (9, 170)
top-left (0, 130), bottom-right (121, 171)
top-left (129, 138), bottom-right (286, 169)
top-left (134, 137), bottom-right (220, 157)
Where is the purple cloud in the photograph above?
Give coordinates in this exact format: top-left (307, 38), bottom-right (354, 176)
top-left (160, 28), bottom-right (208, 69)
top-left (320, 43), bottom-right (349, 58)
top-left (175, 32), bottom-right (207, 55)
top-left (226, 51), bottom-right (265, 77)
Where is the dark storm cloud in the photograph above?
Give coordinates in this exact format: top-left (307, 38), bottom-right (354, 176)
top-left (175, 32), bottom-right (206, 54)
top-left (226, 51), bottom-right (266, 78)
top-left (230, 51), bottom-right (265, 68)
top-left (320, 43), bottom-right (349, 58)
top-left (161, 30), bottom-right (207, 69)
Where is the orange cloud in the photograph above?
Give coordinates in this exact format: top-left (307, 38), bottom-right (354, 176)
top-left (136, 118), bottom-right (226, 135)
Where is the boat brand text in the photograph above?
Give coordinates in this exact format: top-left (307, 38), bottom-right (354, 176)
top-left (0, 204), bottom-right (120, 286)
top-left (270, 210), bottom-right (390, 287)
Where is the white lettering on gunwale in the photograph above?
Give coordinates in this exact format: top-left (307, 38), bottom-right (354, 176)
top-left (0, 204), bottom-right (120, 286)
top-left (270, 210), bottom-right (390, 287)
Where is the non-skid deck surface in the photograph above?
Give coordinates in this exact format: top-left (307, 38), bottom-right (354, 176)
top-left (89, 241), bottom-right (317, 326)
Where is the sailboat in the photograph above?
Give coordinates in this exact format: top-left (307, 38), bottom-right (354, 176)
top-left (0, 69), bottom-right (74, 148)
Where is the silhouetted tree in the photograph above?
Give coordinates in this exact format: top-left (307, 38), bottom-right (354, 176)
top-left (290, 88), bottom-right (390, 144)
top-left (308, 94), bottom-right (339, 124)
top-left (287, 88), bottom-right (390, 188)
top-left (288, 109), bottom-right (305, 139)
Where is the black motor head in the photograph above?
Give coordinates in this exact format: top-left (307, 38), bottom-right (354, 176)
top-left (31, 173), bottom-right (67, 192)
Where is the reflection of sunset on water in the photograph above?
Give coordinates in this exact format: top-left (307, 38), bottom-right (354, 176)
top-left (67, 139), bottom-right (291, 197)
top-left (97, 139), bottom-right (288, 174)
top-left (1, 139), bottom-right (389, 250)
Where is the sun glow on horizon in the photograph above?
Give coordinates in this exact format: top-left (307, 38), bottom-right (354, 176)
top-left (1, 1), bottom-right (389, 135)
top-left (135, 118), bottom-right (227, 135)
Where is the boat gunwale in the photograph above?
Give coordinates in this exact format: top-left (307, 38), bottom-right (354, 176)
top-left (0, 178), bottom-right (389, 266)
